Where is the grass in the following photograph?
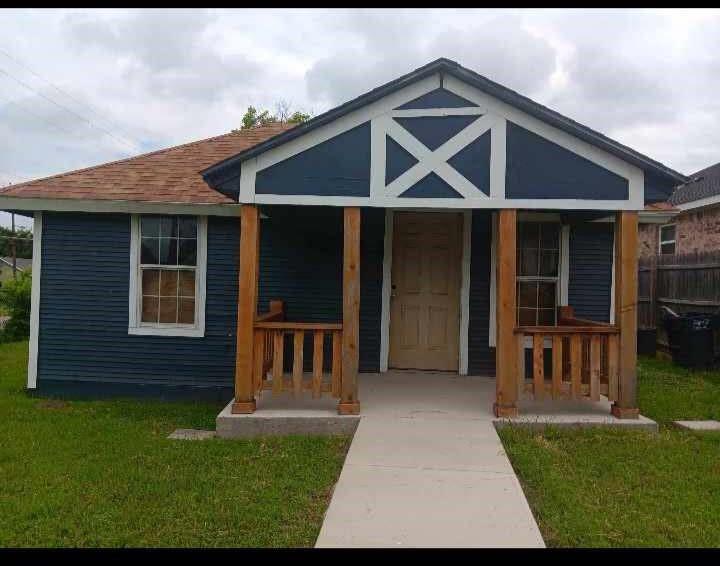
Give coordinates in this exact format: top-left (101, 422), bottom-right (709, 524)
top-left (0, 341), bottom-right (350, 547)
top-left (499, 356), bottom-right (720, 547)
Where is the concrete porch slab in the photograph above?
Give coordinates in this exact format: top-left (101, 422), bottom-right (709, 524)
top-left (494, 396), bottom-right (658, 432)
top-left (674, 420), bottom-right (720, 431)
top-left (167, 428), bottom-right (216, 440)
top-left (215, 395), bottom-right (359, 438)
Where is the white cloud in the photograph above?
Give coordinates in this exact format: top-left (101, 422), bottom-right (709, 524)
top-left (2, 8), bottom-right (720, 228)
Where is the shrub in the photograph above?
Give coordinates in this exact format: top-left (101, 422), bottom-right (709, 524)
top-left (0, 272), bottom-right (31, 341)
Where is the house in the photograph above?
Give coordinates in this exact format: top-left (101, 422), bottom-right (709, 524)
top-left (0, 58), bottom-right (687, 419)
top-left (639, 162), bottom-right (720, 259)
top-left (0, 256), bottom-right (31, 283)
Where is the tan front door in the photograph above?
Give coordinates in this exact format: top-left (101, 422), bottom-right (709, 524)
top-left (389, 211), bottom-right (463, 371)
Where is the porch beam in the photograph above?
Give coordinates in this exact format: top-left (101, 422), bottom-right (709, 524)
top-left (339, 207), bottom-right (361, 415)
top-left (611, 210), bottom-right (640, 419)
top-left (494, 209), bottom-right (518, 417)
top-left (232, 205), bottom-right (260, 414)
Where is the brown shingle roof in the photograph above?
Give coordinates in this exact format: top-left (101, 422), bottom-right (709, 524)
top-left (0, 123), bottom-right (293, 204)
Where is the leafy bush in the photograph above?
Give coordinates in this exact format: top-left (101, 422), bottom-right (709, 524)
top-left (0, 272), bottom-right (31, 341)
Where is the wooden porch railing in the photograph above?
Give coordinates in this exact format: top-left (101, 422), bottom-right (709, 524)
top-left (514, 307), bottom-right (620, 402)
top-left (252, 300), bottom-right (343, 398)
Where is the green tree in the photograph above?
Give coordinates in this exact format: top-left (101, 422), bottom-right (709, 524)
top-left (0, 271), bottom-right (31, 341)
top-left (234, 101), bottom-right (312, 132)
top-left (0, 226), bottom-right (32, 258)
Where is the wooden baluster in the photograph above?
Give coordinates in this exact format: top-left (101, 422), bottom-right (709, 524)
top-left (292, 330), bottom-right (304, 396)
top-left (331, 330), bottom-right (342, 398)
top-left (590, 334), bottom-right (601, 401)
top-left (272, 330), bottom-right (284, 394)
top-left (312, 330), bottom-right (324, 398)
top-left (533, 333), bottom-right (544, 400)
top-left (253, 329), bottom-right (265, 394)
top-left (607, 333), bottom-right (619, 402)
top-left (570, 334), bottom-right (582, 399)
top-left (552, 335), bottom-right (563, 399)
top-left (516, 333), bottom-right (526, 398)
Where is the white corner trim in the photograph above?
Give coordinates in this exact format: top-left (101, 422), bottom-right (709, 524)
top-left (26, 211), bottom-right (42, 390)
top-left (559, 225), bottom-right (570, 306)
top-left (489, 211), bottom-right (497, 348)
top-left (128, 214), bottom-right (208, 338)
top-left (459, 210), bottom-right (472, 375)
top-left (379, 209), bottom-right (394, 372)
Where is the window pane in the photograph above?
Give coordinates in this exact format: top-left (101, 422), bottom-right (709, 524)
top-left (540, 223), bottom-right (560, 249)
top-left (661, 242), bottom-right (675, 255)
top-left (141, 238), bottom-right (159, 264)
top-left (159, 269), bottom-right (178, 297)
top-left (141, 295), bottom-right (159, 323)
top-left (141, 269), bottom-right (160, 296)
top-left (140, 216), bottom-right (161, 238)
top-left (518, 281), bottom-right (538, 308)
top-left (159, 297), bottom-right (178, 323)
top-left (538, 308), bottom-right (555, 326)
top-left (159, 216), bottom-right (178, 238)
top-left (539, 282), bottom-right (556, 309)
top-left (518, 222), bottom-right (539, 250)
top-left (179, 298), bottom-right (195, 324)
top-left (660, 225), bottom-right (676, 241)
top-left (519, 249), bottom-right (539, 277)
top-left (159, 237), bottom-right (178, 265)
top-left (518, 307), bottom-right (537, 326)
top-left (179, 270), bottom-right (195, 297)
top-left (178, 217), bottom-right (197, 238)
top-left (179, 239), bottom-right (197, 266)
top-left (539, 250), bottom-right (558, 277)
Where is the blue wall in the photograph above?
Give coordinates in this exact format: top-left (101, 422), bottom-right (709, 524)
top-left (467, 210), bottom-right (495, 375)
top-left (37, 213), bottom-right (239, 400)
top-left (568, 222), bottom-right (614, 323)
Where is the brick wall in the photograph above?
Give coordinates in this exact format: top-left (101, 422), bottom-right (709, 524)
top-left (639, 205), bottom-right (720, 258)
top-left (639, 223), bottom-right (659, 259)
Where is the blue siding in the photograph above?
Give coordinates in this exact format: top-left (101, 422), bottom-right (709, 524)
top-left (385, 135), bottom-right (418, 185)
top-left (255, 122), bottom-right (371, 197)
top-left (37, 213), bottom-right (239, 398)
top-left (447, 131), bottom-right (491, 195)
top-left (568, 222), bottom-right (614, 323)
top-left (506, 121), bottom-right (629, 200)
top-left (395, 87), bottom-right (479, 110)
top-left (394, 115), bottom-right (480, 151)
top-left (399, 172), bottom-right (463, 198)
top-left (468, 210), bottom-right (495, 375)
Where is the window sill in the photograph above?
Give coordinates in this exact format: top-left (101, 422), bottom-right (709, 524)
top-left (128, 325), bottom-right (205, 338)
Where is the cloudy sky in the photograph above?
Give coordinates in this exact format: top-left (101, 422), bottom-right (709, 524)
top-left (2, 8), bottom-right (720, 228)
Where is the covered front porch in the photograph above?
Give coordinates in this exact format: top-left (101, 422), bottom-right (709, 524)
top-left (230, 205), bottom-right (641, 421)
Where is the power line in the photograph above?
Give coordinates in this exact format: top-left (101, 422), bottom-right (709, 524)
top-left (0, 47), bottom-right (143, 150)
top-left (0, 90), bottom-right (91, 140)
top-left (0, 66), bottom-right (139, 155)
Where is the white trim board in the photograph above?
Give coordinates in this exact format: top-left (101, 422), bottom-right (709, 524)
top-left (128, 214), bottom-right (208, 338)
top-left (379, 209), bottom-right (471, 374)
top-left (26, 211), bottom-right (42, 390)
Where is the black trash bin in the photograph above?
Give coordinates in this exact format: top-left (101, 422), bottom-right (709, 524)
top-left (663, 310), bottom-right (715, 369)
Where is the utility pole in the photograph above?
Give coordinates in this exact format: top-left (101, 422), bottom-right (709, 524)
top-left (11, 212), bottom-right (17, 280)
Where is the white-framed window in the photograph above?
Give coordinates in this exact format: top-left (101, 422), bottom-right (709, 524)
top-left (128, 214), bottom-right (207, 337)
top-left (516, 220), bottom-right (562, 326)
top-left (659, 223), bottom-right (676, 255)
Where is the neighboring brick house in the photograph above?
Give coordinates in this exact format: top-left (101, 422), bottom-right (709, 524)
top-left (639, 162), bottom-right (720, 259)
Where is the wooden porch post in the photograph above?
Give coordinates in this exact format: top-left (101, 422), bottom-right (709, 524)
top-left (232, 205), bottom-right (260, 414)
top-left (494, 209), bottom-right (518, 417)
top-left (611, 211), bottom-right (640, 419)
top-left (338, 207), bottom-right (361, 415)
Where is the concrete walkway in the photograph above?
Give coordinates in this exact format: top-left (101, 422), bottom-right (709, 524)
top-left (315, 372), bottom-right (545, 548)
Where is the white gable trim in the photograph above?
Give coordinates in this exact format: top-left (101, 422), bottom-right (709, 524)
top-left (27, 211), bottom-right (42, 390)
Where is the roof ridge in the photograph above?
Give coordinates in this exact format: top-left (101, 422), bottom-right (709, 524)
top-left (0, 123), bottom-right (288, 194)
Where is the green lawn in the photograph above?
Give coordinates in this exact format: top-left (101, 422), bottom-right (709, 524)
top-left (499, 356), bottom-right (720, 547)
top-left (0, 341), bottom-right (350, 547)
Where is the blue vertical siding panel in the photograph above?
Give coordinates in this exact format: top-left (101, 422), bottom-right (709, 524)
top-left (37, 213), bottom-right (239, 397)
top-left (468, 210), bottom-right (495, 376)
top-left (568, 222), bottom-right (614, 322)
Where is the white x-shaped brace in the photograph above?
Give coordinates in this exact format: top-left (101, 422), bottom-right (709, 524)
top-left (382, 113), bottom-right (497, 198)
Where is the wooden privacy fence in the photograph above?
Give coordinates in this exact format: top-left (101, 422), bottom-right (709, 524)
top-left (514, 307), bottom-right (619, 402)
top-left (639, 251), bottom-right (720, 335)
top-left (252, 300), bottom-right (343, 398)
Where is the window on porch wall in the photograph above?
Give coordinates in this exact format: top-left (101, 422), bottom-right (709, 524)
top-left (516, 221), bottom-right (560, 326)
